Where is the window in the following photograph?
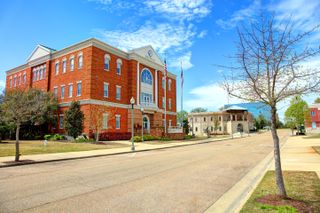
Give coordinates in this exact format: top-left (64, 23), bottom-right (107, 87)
top-left (18, 74), bottom-right (21, 85)
top-left (13, 76), bottom-right (16, 87)
top-left (62, 59), bottom-right (66, 73)
top-left (116, 59), bottom-right (122, 75)
top-left (211, 126), bottom-right (213, 132)
top-left (103, 83), bottom-right (109, 97)
top-left (219, 126), bottom-right (222, 131)
top-left (168, 98), bottom-right (172, 110)
top-left (116, 86), bottom-right (121, 100)
top-left (9, 77), bottom-right (12, 87)
top-left (210, 117), bottom-right (213, 121)
top-left (61, 85), bottom-right (65, 99)
top-left (162, 77), bottom-right (165, 89)
top-left (104, 54), bottom-right (110, 70)
top-left (59, 115), bottom-right (64, 129)
top-left (311, 111), bottom-right (316, 116)
top-left (169, 120), bottom-right (172, 127)
top-left (43, 67), bottom-right (46, 79)
top-left (162, 97), bottom-right (165, 108)
top-left (70, 57), bottom-right (74, 71)
top-left (78, 53), bottom-right (83, 69)
top-left (55, 62), bottom-right (59, 75)
top-left (68, 84), bottom-right (73, 97)
top-left (141, 69), bottom-right (152, 85)
top-left (77, 82), bottom-right (82, 96)
top-left (103, 113), bottom-right (108, 129)
top-left (23, 73), bottom-right (26, 84)
top-left (116, 115), bottom-right (121, 129)
top-left (39, 68), bottom-right (43, 80)
top-left (53, 87), bottom-right (58, 97)
top-left (204, 117), bottom-right (206, 122)
top-left (195, 127), bottom-right (198, 132)
top-left (168, 79), bottom-right (172, 91)
top-left (35, 70), bottom-right (39, 80)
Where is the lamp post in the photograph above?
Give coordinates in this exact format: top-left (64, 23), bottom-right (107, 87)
top-left (130, 97), bottom-right (135, 151)
top-left (141, 108), bottom-right (144, 142)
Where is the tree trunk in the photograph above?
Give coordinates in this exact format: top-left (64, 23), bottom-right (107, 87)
top-left (96, 129), bottom-right (100, 143)
top-left (15, 125), bottom-right (20, 162)
top-left (270, 107), bottom-right (287, 198)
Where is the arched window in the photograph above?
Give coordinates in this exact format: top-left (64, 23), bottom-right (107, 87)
top-left (141, 69), bottom-right (152, 85)
top-left (104, 54), bottom-right (110, 70)
top-left (116, 58), bottom-right (122, 75)
top-left (78, 53), bottom-right (83, 69)
top-left (70, 56), bottom-right (74, 71)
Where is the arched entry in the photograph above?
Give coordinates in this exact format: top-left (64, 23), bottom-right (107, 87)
top-left (143, 115), bottom-right (150, 133)
top-left (237, 123), bottom-right (244, 132)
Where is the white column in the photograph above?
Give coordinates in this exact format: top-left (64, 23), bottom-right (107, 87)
top-left (136, 62), bottom-right (140, 105)
top-left (155, 70), bottom-right (158, 107)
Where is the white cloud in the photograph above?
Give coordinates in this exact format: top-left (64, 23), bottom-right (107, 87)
top-left (198, 30), bottom-right (207, 38)
top-left (185, 83), bottom-right (242, 111)
top-left (95, 22), bottom-right (196, 54)
top-left (216, 0), bottom-right (261, 29)
top-left (144, 0), bottom-right (211, 21)
top-left (170, 51), bottom-right (193, 70)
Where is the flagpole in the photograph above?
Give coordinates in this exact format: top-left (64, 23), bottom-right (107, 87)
top-left (164, 59), bottom-right (167, 135)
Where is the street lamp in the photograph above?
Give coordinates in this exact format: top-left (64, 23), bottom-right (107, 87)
top-left (130, 97), bottom-right (135, 151)
top-left (141, 108), bottom-right (144, 142)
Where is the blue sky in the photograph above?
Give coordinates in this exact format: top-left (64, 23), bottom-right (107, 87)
top-left (0, 0), bottom-right (319, 119)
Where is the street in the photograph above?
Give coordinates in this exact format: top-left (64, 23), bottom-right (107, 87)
top-left (0, 131), bottom-right (288, 213)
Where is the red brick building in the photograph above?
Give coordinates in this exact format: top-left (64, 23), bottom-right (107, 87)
top-left (5, 38), bottom-right (177, 137)
top-left (306, 103), bottom-right (320, 133)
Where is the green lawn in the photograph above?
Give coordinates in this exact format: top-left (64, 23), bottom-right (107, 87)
top-left (143, 135), bottom-right (230, 145)
top-left (241, 171), bottom-right (320, 213)
top-left (304, 134), bottom-right (320, 139)
top-left (0, 140), bottom-right (129, 157)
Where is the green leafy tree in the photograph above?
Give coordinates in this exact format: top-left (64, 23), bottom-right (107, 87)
top-left (285, 96), bottom-right (308, 131)
top-left (213, 116), bottom-right (220, 135)
top-left (314, 98), bottom-right (320, 103)
top-left (0, 89), bottom-right (57, 161)
top-left (182, 118), bottom-right (189, 135)
top-left (190, 107), bottom-right (207, 113)
top-left (177, 110), bottom-right (188, 125)
top-left (254, 114), bottom-right (269, 130)
top-left (64, 101), bottom-right (84, 138)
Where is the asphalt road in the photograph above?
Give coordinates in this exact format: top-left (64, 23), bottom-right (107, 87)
top-left (0, 130), bottom-right (288, 213)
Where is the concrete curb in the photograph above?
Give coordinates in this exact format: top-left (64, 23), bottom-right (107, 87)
top-left (205, 134), bottom-right (289, 213)
top-left (0, 136), bottom-right (239, 168)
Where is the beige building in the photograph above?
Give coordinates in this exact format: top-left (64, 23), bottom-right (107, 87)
top-left (188, 106), bottom-right (253, 136)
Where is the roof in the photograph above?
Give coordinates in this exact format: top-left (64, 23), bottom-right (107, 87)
top-left (223, 105), bottom-right (248, 111)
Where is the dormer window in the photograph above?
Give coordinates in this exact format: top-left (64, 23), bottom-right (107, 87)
top-left (116, 58), bottom-right (122, 75)
top-left (104, 54), bottom-right (110, 70)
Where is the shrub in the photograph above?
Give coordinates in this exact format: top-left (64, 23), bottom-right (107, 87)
top-left (75, 138), bottom-right (95, 143)
top-left (184, 135), bottom-right (193, 140)
top-left (131, 136), bottom-right (142, 142)
top-left (44, 134), bottom-right (52, 140)
top-left (160, 137), bottom-right (172, 141)
top-left (143, 135), bottom-right (160, 141)
top-left (89, 132), bottom-right (132, 141)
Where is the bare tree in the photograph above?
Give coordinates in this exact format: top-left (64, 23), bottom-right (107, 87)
top-left (0, 89), bottom-right (58, 161)
top-left (89, 105), bottom-right (117, 142)
top-left (223, 15), bottom-right (320, 198)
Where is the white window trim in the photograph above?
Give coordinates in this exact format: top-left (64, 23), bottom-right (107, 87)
top-left (115, 115), bottom-right (121, 129)
top-left (76, 81), bottom-right (82, 97)
top-left (116, 58), bottom-right (122, 75)
top-left (103, 113), bottom-right (109, 129)
top-left (78, 52), bottom-right (83, 69)
top-left (116, 85), bottom-right (121, 100)
top-left (104, 54), bottom-right (110, 71)
top-left (55, 61), bottom-right (59, 75)
top-left (62, 58), bottom-right (67, 73)
top-left (69, 55), bottom-right (75, 71)
top-left (68, 83), bottom-right (73, 98)
top-left (61, 85), bottom-right (65, 99)
top-left (103, 82), bottom-right (109, 98)
top-left (59, 114), bottom-right (64, 129)
top-left (169, 98), bottom-right (172, 110)
top-left (23, 72), bottom-right (27, 84)
top-left (168, 79), bottom-right (172, 91)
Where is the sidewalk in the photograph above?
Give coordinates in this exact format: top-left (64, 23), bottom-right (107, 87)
top-left (0, 135), bottom-right (238, 168)
top-left (206, 134), bottom-right (320, 213)
top-left (270, 135), bottom-right (320, 178)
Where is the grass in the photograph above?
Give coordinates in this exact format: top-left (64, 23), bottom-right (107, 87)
top-left (313, 146), bottom-right (320, 155)
top-left (0, 140), bottom-right (129, 157)
top-left (241, 171), bottom-right (320, 213)
top-left (143, 135), bottom-right (230, 145)
top-left (304, 134), bottom-right (320, 139)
